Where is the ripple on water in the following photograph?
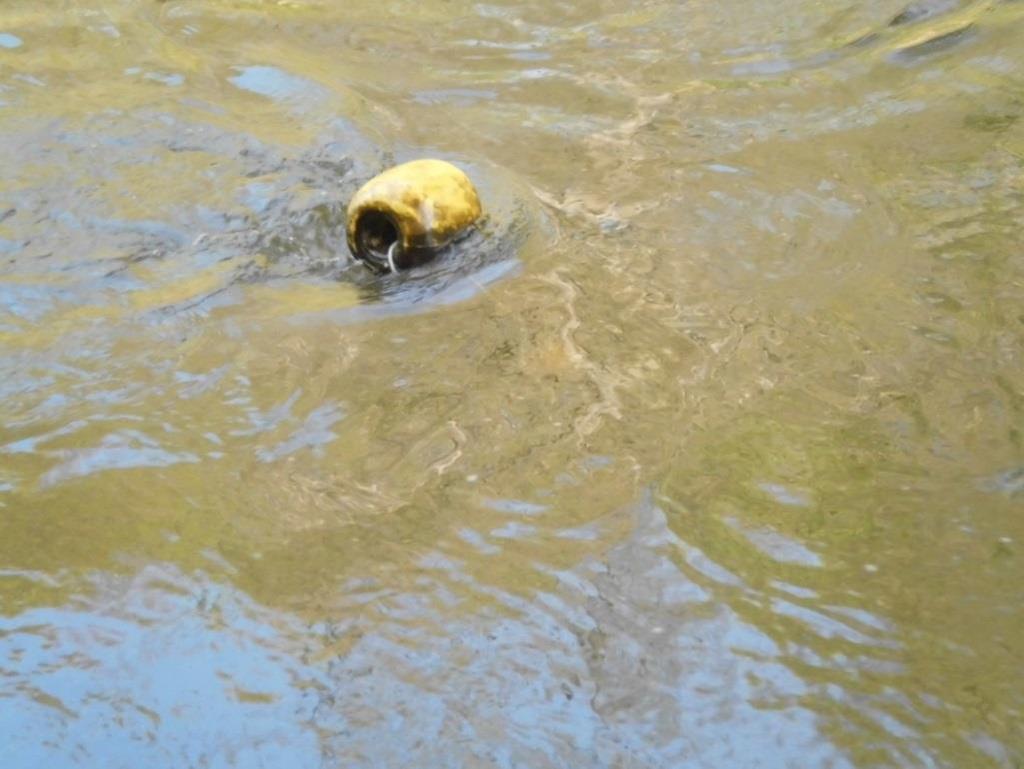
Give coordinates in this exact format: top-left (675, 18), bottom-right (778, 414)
top-left (303, 495), bottom-right (863, 767)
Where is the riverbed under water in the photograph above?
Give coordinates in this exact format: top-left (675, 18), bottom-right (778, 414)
top-left (1, 1), bottom-right (1023, 766)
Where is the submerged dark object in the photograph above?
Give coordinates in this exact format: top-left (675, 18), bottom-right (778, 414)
top-left (890, 0), bottom-right (960, 27)
top-left (346, 159), bottom-right (482, 273)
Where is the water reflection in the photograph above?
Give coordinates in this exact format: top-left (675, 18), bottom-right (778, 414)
top-left (0, 500), bottom-right (872, 768)
top-left (0, 567), bottom-right (324, 768)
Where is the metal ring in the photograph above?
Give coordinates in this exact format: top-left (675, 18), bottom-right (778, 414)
top-left (386, 241), bottom-right (399, 273)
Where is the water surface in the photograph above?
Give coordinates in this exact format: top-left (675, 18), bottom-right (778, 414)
top-left (1, 0), bottom-right (1023, 766)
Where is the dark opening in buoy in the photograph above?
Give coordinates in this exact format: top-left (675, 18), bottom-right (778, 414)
top-left (354, 210), bottom-right (400, 271)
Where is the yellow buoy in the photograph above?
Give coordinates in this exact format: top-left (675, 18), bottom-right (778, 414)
top-left (346, 159), bottom-right (483, 273)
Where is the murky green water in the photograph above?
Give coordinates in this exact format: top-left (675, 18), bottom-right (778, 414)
top-left (1, 0), bottom-right (1023, 766)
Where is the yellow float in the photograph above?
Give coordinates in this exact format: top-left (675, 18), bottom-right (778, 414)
top-left (346, 159), bottom-right (482, 273)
